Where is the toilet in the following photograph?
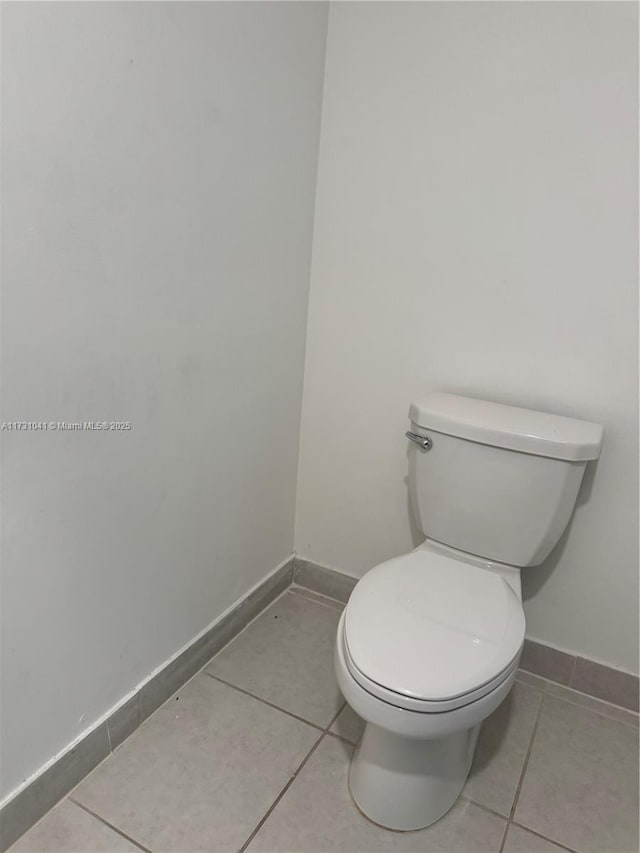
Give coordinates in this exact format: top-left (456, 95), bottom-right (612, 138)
top-left (335, 392), bottom-right (603, 831)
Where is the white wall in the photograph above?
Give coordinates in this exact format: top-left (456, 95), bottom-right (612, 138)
top-left (1, 1), bottom-right (327, 800)
top-left (296, 2), bottom-right (638, 674)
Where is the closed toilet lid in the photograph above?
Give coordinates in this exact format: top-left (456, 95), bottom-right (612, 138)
top-left (344, 548), bottom-right (525, 702)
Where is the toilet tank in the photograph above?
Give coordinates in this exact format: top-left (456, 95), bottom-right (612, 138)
top-left (408, 393), bottom-right (603, 567)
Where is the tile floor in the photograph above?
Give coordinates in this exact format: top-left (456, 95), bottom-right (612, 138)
top-left (10, 587), bottom-right (639, 853)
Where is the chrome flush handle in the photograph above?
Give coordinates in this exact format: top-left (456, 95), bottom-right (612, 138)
top-left (406, 431), bottom-right (432, 451)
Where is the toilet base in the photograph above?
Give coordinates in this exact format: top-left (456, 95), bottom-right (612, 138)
top-left (349, 722), bottom-right (481, 831)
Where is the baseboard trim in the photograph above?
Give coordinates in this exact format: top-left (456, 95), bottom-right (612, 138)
top-left (291, 556), bottom-right (358, 603)
top-left (520, 639), bottom-right (639, 712)
top-left (292, 557), bottom-right (639, 713)
top-left (0, 558), bottom-right (294, 852)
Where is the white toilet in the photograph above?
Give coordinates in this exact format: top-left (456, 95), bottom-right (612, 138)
top-left (335, 392), bottom-right (603, 831)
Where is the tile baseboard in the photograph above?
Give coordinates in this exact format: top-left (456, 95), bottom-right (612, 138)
top-left (569, 654), bottom-right (639, 712)
top-left (291, 557), bottom-right (358, 604)
top-left (519, 641), bottom-right (638, 713)
top-left (519, 639), bottom-right (575, 685)
top-left (0, 559), bottom-right (294, 853)
top-left (292, 557), bottom-right (639, 713)
top-left (0, 727), bottom-right (111, 853)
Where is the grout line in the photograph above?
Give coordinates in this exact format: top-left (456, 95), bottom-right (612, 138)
top-left (544, 687), bottom-right (639, 727)
top-left (304, 702), bottom-right (348, 749)
top-left (324, 699), bottom-right (347, 733)
top-left (324, 701), bottom-right (348, 734)
top-left (238, 733), bottom-right (325, 853)
top-left (241, 735), bottom-right (325, 851)
top-left (508, 688), bottom-right (545, 823)
top-left (510, 820), bottom-right (579, 852)
top-left (69, 799), bottom-right (154, 853)
top-left (549, 696), bottom-right (639, 728)
top-left (459, 797), bottom-right (509, 823)
top-left (498, 817), bottom-right (510, 853)
top-left (463, 792), bottom-right (578, 853)
top-left (238, 703), bottom-right (347, 853)
top-left (514, 677), bottom-right (547, 692)
top-left (464, 785), bottom-right (581, 853)
top-left (202, 672), bottom-right (327, 734)
top-left (324, 729), bottom-right (359, 747)
top-left (289, 583), bottom-right (345, 604)
top-left (518, 669), bottom-right (556, 691)
top-left (567, 655), bottom-right (578, 689)
top-left (288, 586), bottom-right (345, 612)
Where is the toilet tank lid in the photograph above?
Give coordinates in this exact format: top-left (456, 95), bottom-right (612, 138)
top-left (409, 392), bottom-right (603, 461)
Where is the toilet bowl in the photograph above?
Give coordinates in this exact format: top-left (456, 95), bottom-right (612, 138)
top-left (335, 541), bottom-right (524, 830)
top-left (335, 392), bottom-right (603, 831)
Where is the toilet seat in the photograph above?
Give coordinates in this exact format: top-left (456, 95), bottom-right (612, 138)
top-left (344, 547), bottom-right (525, 711)
top-left (342, 632), bottom-right (520, 713)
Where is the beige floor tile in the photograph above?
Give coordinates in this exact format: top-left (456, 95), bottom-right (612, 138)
top-left (503, 824), bottom-right (572, 853)
top-left (464, 681), bottom-right (543, 816)
top-left (206, 592), bottom-right (343, 727)
top-left (9, 800), bottom-right (139, 853)
top-left (74, 674), bottom-right (319, 852)
top-left (515, 696), bottom-right (639, 852)
top-left (247, 736), bottom-right (506, 852)
top-left (329, 705), bottom-right (365, 745)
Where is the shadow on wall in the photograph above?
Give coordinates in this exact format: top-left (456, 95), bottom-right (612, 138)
top-left (523, 457), bottom-right (599, 601)
top-left (402, 443), bottom-right (601, 602)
